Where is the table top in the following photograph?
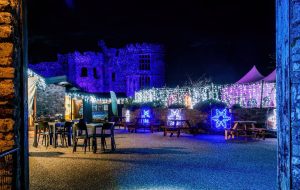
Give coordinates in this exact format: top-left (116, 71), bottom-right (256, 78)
top-left (86, 123), bottom-right (103, 128)
top-left (234, 121), bottom-right (257, 124)
top-left (168, 119), bottom-right (189, 122)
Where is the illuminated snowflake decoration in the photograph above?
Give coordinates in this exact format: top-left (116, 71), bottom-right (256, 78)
top-left (141, 109), bottom-right (151, 125)
top-left (167, 109), bottom-right (182, 126)
top-left (211, 109), bottom-right (232, 129)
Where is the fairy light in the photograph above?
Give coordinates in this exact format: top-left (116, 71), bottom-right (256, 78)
top-left (28, 69), bottom-right (46, 89)
top-left (135, 82), bottom-right (276, 108)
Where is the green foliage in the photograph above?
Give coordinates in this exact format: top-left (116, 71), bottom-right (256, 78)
top-left (124, 99), bottom-right (165, 111)
top-left (231, 103), bottom-right (242, 109)
top-left (168, 103), bottom-right (186, 109)
top-left (193, 99), bottom-right (227, 113)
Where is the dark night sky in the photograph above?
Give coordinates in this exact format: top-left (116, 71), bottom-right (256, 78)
top-left (28, 0), bottom-right (275, 86)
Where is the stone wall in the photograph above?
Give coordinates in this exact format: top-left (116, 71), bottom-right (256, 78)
top-left (277, 0), bottom-right (300, 188)
top-left (0, 0), bottom-right (24, 189)
top-left (290, 0), bottom-right (300, 188)
top-left (36, 84), bottom-right (65, 118)
top-left (122, 108), bottom-right (273, 128)
top-left (122, 108), bottom-right (208, 126)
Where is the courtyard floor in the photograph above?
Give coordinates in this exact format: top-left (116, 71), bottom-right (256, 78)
top-left (29, 130), bottom-right (277, 190)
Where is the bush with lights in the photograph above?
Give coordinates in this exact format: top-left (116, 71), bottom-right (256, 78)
top-left (193, 99), bottom-right (228, 113)
top-left (168, 103), bottom-right (186, 109)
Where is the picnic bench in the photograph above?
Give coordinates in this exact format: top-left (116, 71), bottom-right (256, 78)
top-left (225, 121), bottom-right (266, 140)
top-left (126, 117), bottom-right (151, 133)
top-left (162, 119), bottom-right (197, 137)
top-left (150, 119), bottom-right (165, 133)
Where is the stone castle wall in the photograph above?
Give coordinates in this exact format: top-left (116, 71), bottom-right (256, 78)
top-left (29, 42), bottom-right (166, 97)
top-left (36, 84), bottom-right (65, 118)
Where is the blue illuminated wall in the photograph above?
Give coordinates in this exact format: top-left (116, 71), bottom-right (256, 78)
top-left (276, 0), bottom-right (300, 188)
top-left (29, 41), bottom-right (165, 97)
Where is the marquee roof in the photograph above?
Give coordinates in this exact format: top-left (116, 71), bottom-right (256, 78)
top-left (262, 69), bottom-right (276, 82)
top-left (236, 65), bottom-right (265, 84)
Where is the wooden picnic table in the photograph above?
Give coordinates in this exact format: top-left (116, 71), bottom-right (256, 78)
top-left (225, 121), bottom-right (266, 140)
top-left (162, 119), bottom-right (190, 137)
top-left (127, 117), bottom-right (151, 132)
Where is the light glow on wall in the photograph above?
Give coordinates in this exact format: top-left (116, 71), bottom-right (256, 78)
top-left (125, 110), bottom-right (130, 122)
top-left (266, 109), bottom-right (277, 131)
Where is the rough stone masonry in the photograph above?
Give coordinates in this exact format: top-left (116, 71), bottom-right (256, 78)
top-left (0, 0), bottom-right (25, 189)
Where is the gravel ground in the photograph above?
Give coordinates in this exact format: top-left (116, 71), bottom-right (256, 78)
top-left (29, 130), bottom-right (277, 190)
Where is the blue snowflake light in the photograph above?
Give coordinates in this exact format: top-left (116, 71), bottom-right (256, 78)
top-left (211, 109), bottom-right (232, 129)
top-left (141, 109), bottom-right (151, 125)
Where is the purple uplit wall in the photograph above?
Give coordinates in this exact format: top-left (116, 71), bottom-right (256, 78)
top-left (29, 41), bottom-right (165, 96)
top-left (28, 61), bottom-right (67, 77)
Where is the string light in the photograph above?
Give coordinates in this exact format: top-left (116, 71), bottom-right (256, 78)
top-left (66, 92), bottom-right (127, 104)
top-left (135, 82), bottom-right (276, 108)
top-left (27, 69), bottom-right (46, 89)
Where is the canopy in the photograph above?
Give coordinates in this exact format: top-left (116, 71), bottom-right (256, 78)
top-left (236, 66), bottom-right (264, 84)
top-left (262, 69), bottom-right (276, 83)
top-left (28, 76), bottom-right (38, 115)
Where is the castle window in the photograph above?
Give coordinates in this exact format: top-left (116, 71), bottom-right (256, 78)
top-left (139, 54), bottom-right (150, 70)
top-left (139, 76), bottom-right (150, 89)
top-left (81, 67), bottom-right (88, 77)
top-left (93, 68), bottom-right (99, 79)
top-left (112, 72), bottom-right (116, 82)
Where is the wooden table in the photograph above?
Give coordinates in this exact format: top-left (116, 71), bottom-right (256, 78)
top-left (225, 121), bottom-right (266, 140)
top-left (163, 119), bottom-right (189, 137)
top-left (127, 117), bottom-right (150, 132)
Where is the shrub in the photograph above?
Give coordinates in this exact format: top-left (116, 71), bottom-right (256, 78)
top-left (168, 103), bottom-right (186, 109)
top-left (193, 99), bottom-right (227, 113)
top-left (124, 100), bottom-right (166, 111)
top-left (124, 102), bottom-right (141, 111)
top-left (231, 104), bottom-right (242, 110)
